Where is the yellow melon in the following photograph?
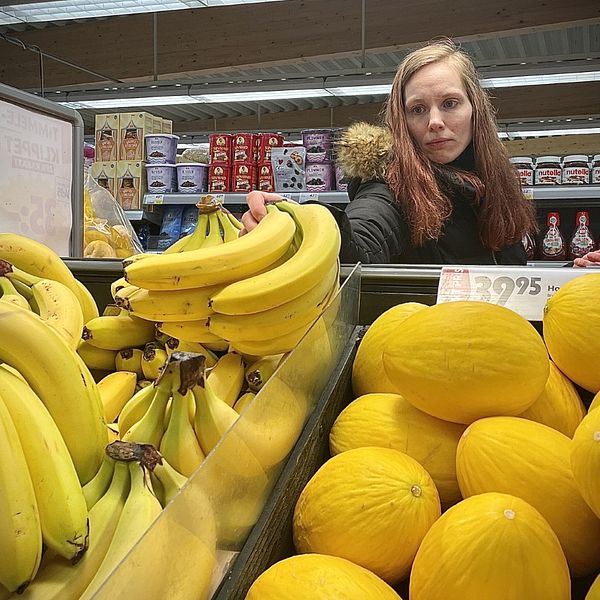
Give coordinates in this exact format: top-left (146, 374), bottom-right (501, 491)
top-left (293, 447), bottom-right (440, 584)
top-left (589, 392), bottom-right (600, 413)
top-left (519, 361), bottom-right (585, 437)
top-left (543, 273), bottom-right (600, 393)
top-left (383, 301), bottom-right (550, 424)
top-left (409, 492), bottom-right (570, 600)
top-left (571, 407), bottom-right (600, 518)
top-left (245, 554), bottom-right (402, 600)
top-left (351, 302), bottom-right (427, 397)
top-left (329, 393), bottom-right (465, 507)
top-left (456, 416), bottom-right (600, 577)
top-left (587, 573), bottom-right (600, 600)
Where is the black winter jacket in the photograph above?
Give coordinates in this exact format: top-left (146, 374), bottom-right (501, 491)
top-left (324, 123), bottom-right (527, 266)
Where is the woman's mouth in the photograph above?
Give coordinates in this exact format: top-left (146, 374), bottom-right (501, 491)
top-left (427, 138), bottom-right (451, 148)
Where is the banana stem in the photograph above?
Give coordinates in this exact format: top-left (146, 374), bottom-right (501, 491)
top-left (105, 440), bottom-right (162, 471)
top-left (10, 278), bottom-right (34, 301)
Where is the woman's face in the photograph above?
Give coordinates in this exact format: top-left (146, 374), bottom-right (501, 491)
top-left (403, 60), bottom-right (473, 164)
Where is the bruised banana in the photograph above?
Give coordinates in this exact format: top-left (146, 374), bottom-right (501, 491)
top-left (141, 343), bottom-right (168, 380)
top-left (206, 351), bottom-right (245, 407)
top-left (83, 313), bottom-right (156, 351)
top-left (110, 277), bottom-right (129, 300)
top-left (158, 318), bottom-right (223, 344)
top-left (115, 347), bottom-right (144, 377)
top-left (97, 371), bottom-right (138, 423)
top-left (77, 341), bottom-right (118, 371)
top-left (82, 455), bottom-right (115, 510)
top-left (208, 260), bottom-right (338, 342)
top-left (18, 461), bottom-right (130, 600)
top-left (164, 212), bottom-right (208, 254)
top-left (0, 396), bottom-right (42, 593)
top-left (245, 355), bottom-right (284, 392)
top-left (165, 337), bottom-right (218, 367)
top-left (0, 366), bottom-right (88, 561)
top-left (210, 201), bottom-right (340, 315)
top-left (116, 283), bottom-right (220, 322)
top-left (0, 302), bottom-right (106, 484)
top-left (79, 461), bottom-right (162, 600)
top-left (124, 206), bottom-right (296, 290)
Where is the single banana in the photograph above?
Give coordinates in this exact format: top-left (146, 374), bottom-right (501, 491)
top-left (79, 462), bottom-right (162, 600)
top-left (107, 423), bottom-right (120, 443)
top-left (135, 379), bottom-right (154, 391)
top-left (141, 344), bottom-right (168, 381)
top-left (210, 201), bottom-right (340, 315)
top-left (97, 371), bottom-right (138, 423)
top-left (73, 279), bottom-right (100, 323)
top-left (152, 458), bottom-right (188, 507)
top-left (17, 461), bottom-right (130, 600)
top-left (117, 384), bottom-right (156, 438)
top-left (206, 351), bottom-right (245, 407)
top-left (0, 276), bottom-right (31, 309)
top-left (115, 347), bottom-right (144, 377)
top-left (116, 284), bottom-right (218, 323)
top-left (245, 354), bottom-right (285, 392)
top-left (160, 387), bottom-right (205, 477)
top-left (202, 211), bottom-right (224, 248)
top-left (229, 320), bottom-right (311, 356)
top-left (77, 341), bottom-right (118, 372)
top-left (0, 396), bottom-right (42, 593)
top-left (124, 206), bottom-right (296, 290)
top-left (158, 318), bottom-right (223, 344)
top-left (82, 455), bottom-right (115, 510)
top-left (218, 209), bottom-right (241, 243)
top-left (30, 279), bottom-right (84, 350)
top-left (0, 366), bottom-right (88, 561)
top-left (226, 211), bottom-right (243, 230)
top-left (102, 303), bottom-right (124, 317)
top-left (208, 260), bottom-right (338, 342)
top-left (83, 313), bottom-right (156, 351)
top-left (110, 277), bottom-right (129, 300)
top-left (233, 391), bottom-right (256, 414)
top-left (203, 340), bottom-right (230, 352)
top-left (165, 337), bottom-right (218, 367)
top-left (164, 212), bottom-right (208, 254)
top-left (0, 302), bottom-right (107, 484)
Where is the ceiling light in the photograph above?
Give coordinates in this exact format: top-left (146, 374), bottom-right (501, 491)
top-left (60, 95), bottom-right (200, 109)
top-left (194, 89), bottom-right (333, 102)
top-left (498, 127), bottom-right (600, 138)
top-left (481, 71), bottom-right (600, 88)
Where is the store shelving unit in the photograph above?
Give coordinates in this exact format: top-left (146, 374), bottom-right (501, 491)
top-left (124, 209), bottom-right (162, 225)
top-left (141, 191), bottom-right (350, 206)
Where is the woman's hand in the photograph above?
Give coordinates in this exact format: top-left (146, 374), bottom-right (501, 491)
top-left (573, 250), bottom-right (600, 267)
top-left (240, 191), bottom-right (286, 235)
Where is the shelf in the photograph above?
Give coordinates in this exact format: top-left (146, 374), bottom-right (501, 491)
top-left (524, 185), bottom-right (600, 200)
top-left (124, 209), bottom-right (162, 225)
top-left (534, 198), bottom-right (600, 210)
top-left (143, 191), bottom-right (349, 206)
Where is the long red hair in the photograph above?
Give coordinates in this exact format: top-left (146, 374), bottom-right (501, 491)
top-left (384, 39), bottom-right (536, 250)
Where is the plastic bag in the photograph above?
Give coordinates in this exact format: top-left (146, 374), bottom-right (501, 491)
top-left (83, 173), bottom-right (143, 259)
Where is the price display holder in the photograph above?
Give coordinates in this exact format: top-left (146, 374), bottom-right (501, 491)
top-left (437, 266), bottom-right (594, 321)
top-left (145, 194), bottom-right (164, 205)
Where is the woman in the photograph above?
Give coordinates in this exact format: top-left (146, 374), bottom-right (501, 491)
top-left (243, 39), bottom-right (600, 267)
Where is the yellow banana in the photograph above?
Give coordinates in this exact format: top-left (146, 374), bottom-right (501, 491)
top-left (203, 340), bottom-right (230, 352)
top-left (117, 384), bottom-right (156, 438)
top-left (207, 351), bottom-right (245, 407)
top-left (0, 366), bottom-right (89, 561)
top-left (165, 337), bottom-right (218, 367)
top-left (97, 371), bottom-right (138, 423)
top-left (0, 302), bottom-right (106, 484)
top-left (107, 423), bottom-right (120, 442)
top-left (115, 347), bottom-right (144, 377)
top-left (202, 211), bottom-right (224, 248)
top-left (152, 458), bottom-right (188, 506)
top-left (0, 396), bottom-right (42, 593)
top-left (0, 276), bottom-right (31, 310)
top-left (160, 387), bottom-right (205, 477)
top-left (102, 304), bottom-right (124, 317)
top-left (245, 354), bottom-right (284, 392)
top-left (83, 313), bottom-right (156, 351)
top-left (164, 212), bottom-right (208, 254)
top-left (230, 320), bottom-right (312, 356)
top-left (77, 341), bottom-right (117, 371)
top-left (218, 209), bottom-right (241, 243)
top-left (79, 461), bottom-right (162, 600)
top-left (82, 455), bottom-right (115, 510)
top-left (135, 379), bottom-right (153, 391)
top-left (73, 279), bottom-right (100, 323)
top-left (110, 277), bottom-right (129, 300)
top-left (209, 260), bottom-right (338, 342)
top-left (141, 344), bottom-right (168, 381)
top-left (30, 279), bottom-right (84, 350)
top-left (124, 206), bottom-right (296, 290)
top-left (158, 318), bottom-right (223, 344)
top-left (17, 461), bottom-right (130, 600)
top-left (210, 201), bottom-right (340, 314)
top-left (116, 283), bottom-right (218, 322)
top-left (233, 391), bottom-right (256, 414)
top-left (226, 211), bottom-right (243, 230)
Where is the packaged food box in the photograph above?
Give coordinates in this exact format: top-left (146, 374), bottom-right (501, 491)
top-left (306, 162), bottom-right (334, 192)
top-left (116, 160), bottom-right (146, 210)
top-left (257, 162), bottom-right (274, 192)
top-left (145, 134), bottom-right (179, 164)
top-left (146, 163), bottom-right (177, 193)
top-left (158, 205), bottom-right (184, 250)
top-left (302, 128), bottom-right (333, 163)
top-left (90, 161), bottom-right (117, 198)
top-left (95, 114), bottom-right (119, 162)
top-left (162, 118), bottom-right (173, 134)
top-left (119, 112), bottom-right (154, 161)
top-left (176, 163), bottom-right (208, 193)
top-left (233, 133), bottom-right (258, 163)
top-left (271, 147), bottom-right (306, 192)
top-left (208, 164), bottom-right (230, 192)
top-left (232, 162), bottom-right (257, 193)
top-left (257, 133), bottom-right (284, 163)
top-left (209, 134), bottom-right (233, 165)
top-left (152, 115), bottom-right (163, 135)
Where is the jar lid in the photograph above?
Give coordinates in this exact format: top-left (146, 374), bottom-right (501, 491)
top-left (510, 156), bottom-right (533, 165)
top-left (563, 154), bottom-right (589, 163)
top-left (536, 156), bottom-right (561, 165)
top-left (593, 154), bottom-right (600, 162)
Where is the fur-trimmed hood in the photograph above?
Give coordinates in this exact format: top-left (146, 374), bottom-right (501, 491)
top-left (336, 122), bottom-right (392, 183)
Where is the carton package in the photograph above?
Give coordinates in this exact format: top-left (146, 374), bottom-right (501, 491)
top-left (271, 147), bottom-right (306, 192)
top-left (208, 165), bottom-right (230, 192)
top-left (209, 134), bottom-right (232, 165)
top-left (90, 161), bottom-right (117, 198)
top-left (257, 162), bottom-right (274, 192)
top-left (152, 115), bottom-right (163, 135)
top-left (233, 133), bottom-right (257, 163)
top-left (95, 114), bottom-right (119, 162)
top-left (162, 119), bottom-right (173, 134)
top-left (116, 160), bottom-right (146, 210)
top-left (231, 162), bottom-right (256, 193)
top-left (119, 112), bottom-right (154, 161)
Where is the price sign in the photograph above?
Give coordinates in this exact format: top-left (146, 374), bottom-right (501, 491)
top-left (522, 187), bottom-right (534, 201)
top-left (437, 266), bottom-right (592, 320)
top-left (144, 194), bottom-right (164, 205)
top-left (299, 192), bottom-right (319, 204)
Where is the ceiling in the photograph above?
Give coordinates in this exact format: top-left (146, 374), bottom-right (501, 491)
top-left (0, 0), bottom-right (599, 139)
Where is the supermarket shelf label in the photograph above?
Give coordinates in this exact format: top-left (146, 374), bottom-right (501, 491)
top-left (299, 192), bottom-right (319, 204)
top-left (145, 194), bottom-right (164, 205)
top-left (437, 266), bottom-right (592, 320)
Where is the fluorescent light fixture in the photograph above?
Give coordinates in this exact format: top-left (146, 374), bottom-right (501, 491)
top-left (498, 127), bottom-right (600, 138)
top-left (60, 95), bottom-right (200, 109)
top-left (0, 0), bottom-right (285, 25)
top-left (327, 85), bottom-right (392, 96)
top-left (481, 71), bottom-right (600, 88)
top-left (193, 89), bottom-right (333, 102)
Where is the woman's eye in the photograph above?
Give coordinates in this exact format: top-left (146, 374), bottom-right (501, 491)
top-left (410, 105), bottom-right (425, 115)
top-left (443, 99), bottom-right (458, 109)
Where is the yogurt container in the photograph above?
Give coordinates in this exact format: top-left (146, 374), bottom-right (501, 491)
top-left (145, 134), bottom-right (179, 164)
top-left (335, 164), bottom-right (348, 191)
top-left (176, 163), bottom-right (208, 193)
top-left (306, 162), bottom-right (334, 192)
top-left (146, 163), bottom-right (177, 193)
top-left (302, 129), bottom-right (333, 163)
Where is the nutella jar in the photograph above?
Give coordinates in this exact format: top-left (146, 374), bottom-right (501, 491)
top-left (510, 157), bottom-right (534, 186)
top-left (562, 154), bottom-right (590, 185)
top-left (592, 155), bottom-right (600, 185)
top-left (535, 156), bottom-right (562, 185)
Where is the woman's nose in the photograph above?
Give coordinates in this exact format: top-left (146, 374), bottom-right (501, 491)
top-left (428, 109), bottom-right (444, 131)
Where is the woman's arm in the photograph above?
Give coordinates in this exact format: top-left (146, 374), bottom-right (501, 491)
top-left (574, 250), bottom-right (600, 267)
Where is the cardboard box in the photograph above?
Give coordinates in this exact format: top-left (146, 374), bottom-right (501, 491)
top-left (231, 162), bottom-right (256, 193)
top-left (90, 161), bottom-right (117, 198)
top-left (208, 164), bottom-right (230, 193)
top-left (152, 115), bottom-right (163, 135)
top-left (209, 133), bottom-right (232, 165)
top-left (94, 114), bottom-right (119, 162)
top-left (119, 112), bottom-right (154, 161)
top-left (115, 160), bottom-right (146, 210)
top-left (162, 119), bottom-right (173, 134)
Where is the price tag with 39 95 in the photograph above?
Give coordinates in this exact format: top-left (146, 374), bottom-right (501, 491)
top-left (437, 266), bottom-right (592, 321)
